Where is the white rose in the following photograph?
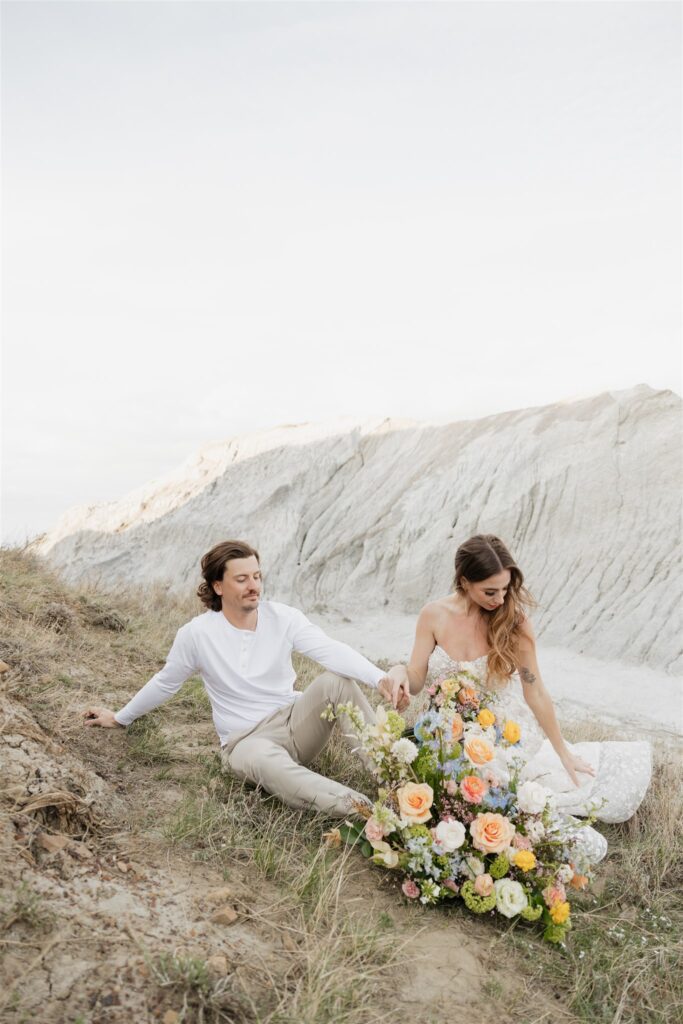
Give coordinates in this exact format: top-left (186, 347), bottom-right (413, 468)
top-left (558, 864), bottom-right (574, 884)
top-left (494, 878), bottom-right (528, 919)
top-left (517, 780), bottom-right (552, 815)
top-left (463, 855), bottom-right (485, 879)
top-left (391, 738), bottom-right (419, 765)
top-left (434, 820), bottom-right (466, 853)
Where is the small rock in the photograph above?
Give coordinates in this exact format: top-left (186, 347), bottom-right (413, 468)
top-left (0, 661), bottom-right (10, 674)
top-left (206, 886), bottom-right (234, 903)
top-left (127, 861), bottom-right (145, 879)
top-left (117, 861), bottom-right (130, 873)
top-left (162, 1012), bottom-right (179, 1024)
top-left (210, 905), bottom-right (238, 926)
top-left (37, 833), bottom-right (70, 854)
top-left (69, 842), bottom-right (94, 860)
top-left (206, 954), bottom-right (229, 976)
top-left (99, 991), bottom-right (120, 1007)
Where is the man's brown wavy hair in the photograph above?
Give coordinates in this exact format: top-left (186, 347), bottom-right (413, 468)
top-left (197, 540), bottom-right (260, 612)
top-left (453, 534), bottom-right (536, 682)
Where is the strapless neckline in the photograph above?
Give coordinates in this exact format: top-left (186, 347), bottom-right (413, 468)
top-left (433, 645), bottom-right (488, 667)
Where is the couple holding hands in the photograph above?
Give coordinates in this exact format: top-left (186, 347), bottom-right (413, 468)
top-left (84, 535), bottom-right (651, 864)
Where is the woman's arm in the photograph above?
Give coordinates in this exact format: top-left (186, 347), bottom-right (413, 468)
top-left (516, 620), bottom-right (595, 787)
top-left (382, 606), bottom-right (437, 708)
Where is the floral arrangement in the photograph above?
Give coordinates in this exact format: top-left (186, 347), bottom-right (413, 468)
top-left (323, 670), bottom-right (593, 944)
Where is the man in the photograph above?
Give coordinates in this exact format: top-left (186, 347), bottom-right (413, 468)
top-left (84, 539), bottom-right (410, 816)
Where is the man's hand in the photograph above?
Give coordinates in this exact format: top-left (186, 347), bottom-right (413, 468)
top-left (378, 670), bottom-right (410, 713)
top-left (82, 706), bottom-right (123, 729)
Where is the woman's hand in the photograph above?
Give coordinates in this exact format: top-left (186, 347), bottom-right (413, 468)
top-left (560, 750), bottom-right (596, 787)
top-left (378, 665), bottom-right (410, 712)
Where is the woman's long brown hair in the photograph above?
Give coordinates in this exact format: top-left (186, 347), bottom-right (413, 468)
top-left (453, 534), bottom-right (536, 682)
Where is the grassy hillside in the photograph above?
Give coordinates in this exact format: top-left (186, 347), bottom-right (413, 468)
top-left (0, 547), bottom-right (681, 1024)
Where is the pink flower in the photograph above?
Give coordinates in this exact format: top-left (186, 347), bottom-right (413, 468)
top-left (542, 882), bottom-right (567, 907)
top-left (460, 775), bottom-right (489, 804)
top-left (445, 780), bottom-right (458, 796)
top-left (364, 818), bottom-right (385, 843)
top-left (402, 879), bottom-right (420, 899)
top-left (442, 879), bottom-right (459, 893)
top-left (474, 873), bottom-right (494, 897)
top-left (513, 833), bottom-right (533, 850)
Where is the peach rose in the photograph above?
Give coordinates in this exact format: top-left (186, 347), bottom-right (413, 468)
top-left (477, 708), bottom-right (496, 728)
top-left (464, 735), bottom-right (495, 767)
top-left (450, 712), bottom-right (464, 742)
top-left (469, 812), bottom-right (516, 855)
top-left (542, 882), bottom-right (567, 907)
top-left (503, 720), bottom-right (521, 744)
top-left (460, 775), bottom-right (489, 804)
top-left (397, 782), bottom-right (434, 824)
top-left (474, 873), bottom-right (494, 897)
top-left (457, 686), bottom-right (480, 708)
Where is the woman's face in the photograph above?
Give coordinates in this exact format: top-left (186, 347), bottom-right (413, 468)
top-left (462, 569), bottom-right (511, 612)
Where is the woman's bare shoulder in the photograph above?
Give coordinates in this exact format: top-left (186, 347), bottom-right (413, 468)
top-left (419, 596), bottom-right (460, 625)
top-left (517, 615), bottom-right (536, 643)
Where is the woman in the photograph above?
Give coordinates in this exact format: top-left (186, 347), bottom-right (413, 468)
top-left (383, 534), bottom-right (651, 863)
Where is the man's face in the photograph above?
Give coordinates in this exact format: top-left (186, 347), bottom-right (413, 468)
top-left (213, 556), bottom-right (262, 614)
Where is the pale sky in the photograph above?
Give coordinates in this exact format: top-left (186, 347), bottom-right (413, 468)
top-left (2, 1), bottom-right (681, 543)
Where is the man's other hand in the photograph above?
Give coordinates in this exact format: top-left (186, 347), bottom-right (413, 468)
top-left (82, 706), bottom-right (123, 728)
top-left (377, 674), bottom-right (410, 713)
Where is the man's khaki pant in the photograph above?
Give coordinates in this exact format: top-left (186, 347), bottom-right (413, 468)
top-left (220, 671), bottom-right (376, 817)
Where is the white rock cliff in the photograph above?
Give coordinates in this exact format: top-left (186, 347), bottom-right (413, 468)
top-left (35, 386), bottom-right (682, 673)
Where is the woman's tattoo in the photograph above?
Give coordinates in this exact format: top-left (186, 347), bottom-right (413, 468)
top-left (520, 666), bottom-right (536, 685)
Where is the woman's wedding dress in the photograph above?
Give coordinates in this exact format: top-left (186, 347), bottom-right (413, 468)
top-left (426, 647), bottom-right (652, 863)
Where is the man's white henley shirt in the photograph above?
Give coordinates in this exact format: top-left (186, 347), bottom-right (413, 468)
top-left (114, 601), bottom-right (384, 746)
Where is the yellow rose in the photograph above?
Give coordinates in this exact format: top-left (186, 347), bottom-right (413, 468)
top-left (464, 735), bottom-right (495, 767)
top-left (478, 708), bottom-right (496, 728)
top-left (397, 782), bottom-right (434, 824)
top-left (549, 901), bottom-right (571, 925)
top-left (469, 812), bottom-right (516, 854)
top-left (512, 850), bottom-right (537, 872)
top-left (503, 720), bottom-right (521, 744)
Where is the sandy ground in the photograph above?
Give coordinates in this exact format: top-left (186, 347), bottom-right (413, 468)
top-left (313, 610), bottom-right (683, 740)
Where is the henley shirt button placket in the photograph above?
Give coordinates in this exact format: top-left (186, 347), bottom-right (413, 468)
top-left (239, 635), bottom-right (250, 676)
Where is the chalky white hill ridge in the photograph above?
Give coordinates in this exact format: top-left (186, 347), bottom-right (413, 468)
top-left (35, 385), bottom-right (682, 673)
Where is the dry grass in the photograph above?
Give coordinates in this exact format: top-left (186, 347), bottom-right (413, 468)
top-left (1, 544), bottom-right (682, 1023)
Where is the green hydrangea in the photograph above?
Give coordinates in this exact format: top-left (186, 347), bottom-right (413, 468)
top-left (387, 709), bottom-right (406, 739)
top-left (489, 853), bottom-right (510, 879)
top-left (543, 922), bottom-right (569, 944)
top-left (414, 746), bottom-right (438, 777)
top-left (520, 904), bottom-right (543, 922)
top-left (406, 824), bottom-right (431, 841)
top-left (461, 881), bottom-right (496, 914)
